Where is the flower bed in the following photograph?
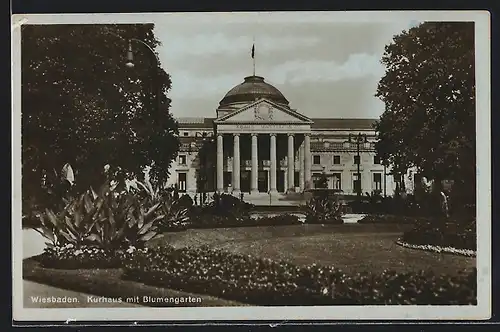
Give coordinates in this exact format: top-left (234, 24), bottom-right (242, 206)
top-left (123, 245), bottom-right (477, 305)
top-left (34, 244), bottom-right (139, 269)
top-left (396, 241), bottom-right (475, 257)
top-left (358, 214), bottom-right (432, 224)
top-left (399, 218), bottom-right (476, 251)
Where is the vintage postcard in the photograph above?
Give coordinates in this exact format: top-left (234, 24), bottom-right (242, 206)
top-left (12, 11), bottom-right (491, 323)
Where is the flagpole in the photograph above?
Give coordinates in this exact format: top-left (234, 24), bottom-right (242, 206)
top-left (253, 53), bottom-right (255, 76)
top-left (252, 36), bottom-right (256, 76)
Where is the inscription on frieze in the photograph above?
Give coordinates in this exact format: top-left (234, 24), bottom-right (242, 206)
top-left (236, 124), bottom-right (294, 130)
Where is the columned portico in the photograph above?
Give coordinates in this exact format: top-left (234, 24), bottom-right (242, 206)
top-left (215, 131), bottom-right (312, 195)
top-left (213, 98), bottom-right (313, 197)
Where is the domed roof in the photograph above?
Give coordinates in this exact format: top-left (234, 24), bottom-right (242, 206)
top-left (219, 76), bottom-right (289, 107)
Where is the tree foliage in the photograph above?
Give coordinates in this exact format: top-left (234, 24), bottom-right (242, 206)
top-left (375, 22), bottom-right (475, 202)
top-left (22, 24), bottom-right (180, 201)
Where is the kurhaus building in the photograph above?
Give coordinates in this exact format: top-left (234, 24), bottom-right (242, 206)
top-left (166, 75), bottom-right (402, 199)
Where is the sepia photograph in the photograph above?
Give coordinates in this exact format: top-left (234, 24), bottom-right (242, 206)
top-left (12, 11), bottom-right (491, 322)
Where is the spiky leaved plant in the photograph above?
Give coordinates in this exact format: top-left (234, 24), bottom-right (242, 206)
top-left (33, 182), bottom-right (110, 248)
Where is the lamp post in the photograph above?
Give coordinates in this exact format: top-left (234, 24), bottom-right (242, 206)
top-left (350, 133), bottom-right (367, 200)
top-left (125, 38), bottom-right (162, 127)
top-left (383, 163), bottom-right (387, 197)
top-left (195, 131), bottom-right (214, 206)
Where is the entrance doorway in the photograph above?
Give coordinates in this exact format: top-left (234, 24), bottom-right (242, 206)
top-left (241, 170), bottom-right (251, 193)
top-left (277, 170), bottom-right (285, 193)
top-left (258, 170), bottom-right (268, 193)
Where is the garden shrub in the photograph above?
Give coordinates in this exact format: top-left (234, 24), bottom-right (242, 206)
top-left (400, 217), bottom-right (476, 251)
top-left (302, 192), bottom-right (343, 224)
top-left (187, 193), bottom-right (255, 228)
top-left (253, 214), bottom-right (302, 226)
top-left (123, 245), bottom-right (476, 305)
top-left (177, 194), bottom-right (194, 209)
top-left (183, 212), bottom-right (302, 230)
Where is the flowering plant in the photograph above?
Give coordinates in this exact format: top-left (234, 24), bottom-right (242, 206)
top-left (123, 245), bottom-right (477, 305)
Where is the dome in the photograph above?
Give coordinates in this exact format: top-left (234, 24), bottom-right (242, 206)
top-left (218, 76), bottom-right (289, 107)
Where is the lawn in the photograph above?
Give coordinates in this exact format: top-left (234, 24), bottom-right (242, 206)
top-left (153, 223), bottom-right (475, 275)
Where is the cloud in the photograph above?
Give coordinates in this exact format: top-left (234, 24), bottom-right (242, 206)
top-left (266, 53), bottom-right (385, 85)
top-left (156, 32), bottom-right (320, 61)
top-left (168, 52), bottom-right (385, 101)
top-left (152, 19), bottom-right (411, 119)
top-left (169, 71), bottom-right (245, 100)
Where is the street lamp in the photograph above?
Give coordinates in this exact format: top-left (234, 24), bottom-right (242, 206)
top-left (194, 132), bottom-right (214, 206)
top-left (125, 38), bottom-right (162, 127)
top-left (383, 163), bottom-right (387, 197)
top-left (349, 133), bottom-right (367, 200)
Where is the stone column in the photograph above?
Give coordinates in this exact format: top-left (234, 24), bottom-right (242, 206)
top-left (299, 140), bottom-right (305, 191)
top-left (216, 133), bottom-right (224, 192)
top-left (269, 133), bottom-right (278, 195)
top-left (287, 134), bottom-right (295, 193)
top-left (251, 134), bottom-right (259, 194)
top-left (232, 133), bottom-right (240, 195)
top-left (304, 133), bottom-right (312, 189)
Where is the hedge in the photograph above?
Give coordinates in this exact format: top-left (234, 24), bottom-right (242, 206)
top-left (400, 218), bottom-right (476, 251)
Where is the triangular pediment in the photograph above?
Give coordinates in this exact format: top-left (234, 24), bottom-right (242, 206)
top-left (214, 99), bottom-right (312, 124)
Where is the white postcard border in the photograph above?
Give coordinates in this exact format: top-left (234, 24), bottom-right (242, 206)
top-left (12, 10), bottom-right (491, 322)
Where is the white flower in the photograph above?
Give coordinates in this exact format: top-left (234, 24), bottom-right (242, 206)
top-left (126, 246), bottom-right (136, 254)
top-left (322, 287), bottom-right (328, 295)
top-left (74, 249), bottom-right (83, 256)
top-left (396, 240), bottom-right (475, 257)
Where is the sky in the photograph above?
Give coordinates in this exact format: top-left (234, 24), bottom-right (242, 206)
top-left (152, 13), bottom-right (417, 119)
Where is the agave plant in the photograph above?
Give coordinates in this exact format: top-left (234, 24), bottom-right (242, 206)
top-left (122, 199), bottom-right (166, 247)
top-left (84, 181), bottom-right (166, 250)
top-left (33, 185), bottom-right (107, 248)
top-left (155, 192), bottom-right (190, 231)
top-left (133, 180), bottom-right (190, 232)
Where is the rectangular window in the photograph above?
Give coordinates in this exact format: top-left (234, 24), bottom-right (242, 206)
top-left (374, 155), bottom-right (381, 164)
top-left (179, 155), bottom-right (187, 165)
top-left (332, 173), bottom-right (342, 190)
top-left (313, 155), bottom-right (321, 165)
top-left (178, 172), bottom-right (187, 192)
top-left (333, 155), bottom-right (341, 165)
top-left (312, 173), bottom-right (321, 188)
top-left (353, 173), bottom-right (361, 193)
top-left (354, 156), bottom-right (360, 164)
top-left (294, 171), bottom-right (300, 187)
top-left (373, 173), bottom-right (382, 191)
top-left (183, 132), bottom-right (189, 136)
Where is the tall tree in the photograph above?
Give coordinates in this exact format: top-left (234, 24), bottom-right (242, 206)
top-left (375, 22), bottom-right (475, 205)
top-left (21, 24), bottom-right (180, 201)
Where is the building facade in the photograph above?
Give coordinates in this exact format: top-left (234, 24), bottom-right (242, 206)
top-left (166, 75), bottom-right (398, 199)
